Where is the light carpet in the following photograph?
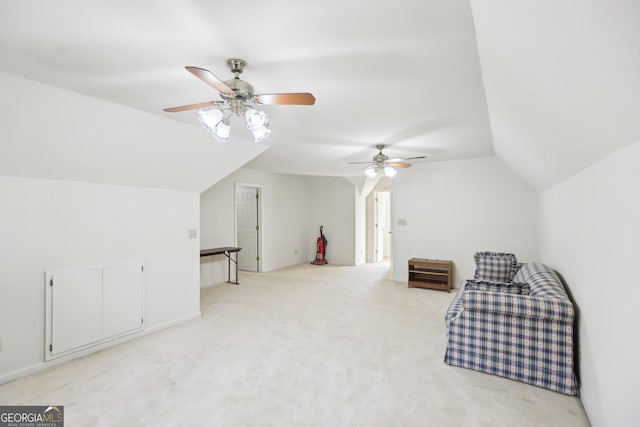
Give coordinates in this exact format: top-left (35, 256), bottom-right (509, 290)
top-left (0, 262), bottom-right (589, 426)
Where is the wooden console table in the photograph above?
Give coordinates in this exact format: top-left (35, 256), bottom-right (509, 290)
top-left (200, 247), bottom-right (241, 285)
top-left (408, 258), bottom-right (452, 292)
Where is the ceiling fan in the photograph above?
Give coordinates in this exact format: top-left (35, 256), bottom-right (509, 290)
top-left (349, 145), bottom-right (426, 178)
top-left (163, 58), bottom-right (316, 142)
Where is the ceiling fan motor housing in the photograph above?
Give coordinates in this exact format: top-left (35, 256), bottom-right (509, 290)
top-left (220, 78), bottom-right (255, 115)
top-left (373, 152), bottom-right (389, 164)
top-left (221, 79), bottom-right (254, 101)
top-left (221, 58), bottom-right (254, 113)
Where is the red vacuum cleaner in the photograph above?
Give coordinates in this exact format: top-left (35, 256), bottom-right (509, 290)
top-left (311, 225), bottom-right (328, 265)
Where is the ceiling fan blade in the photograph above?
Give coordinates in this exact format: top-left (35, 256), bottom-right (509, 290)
top-left (254, 93), bottom-right (316, 105)
top-left (387, 162), bottom-right (411, 168)
top-left (387, 156), bottom-right (427, 162)
top-left (348, 161), bottom-right (376, 165)
top-left (163, 101), bottom-right (226, 113)
top-left (185, 66), bottom-right (234, 95)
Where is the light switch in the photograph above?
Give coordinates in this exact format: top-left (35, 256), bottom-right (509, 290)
top-left (188, 228), bottom-right (198, 239)
top-left (398, 219), bottom-right (407, 226)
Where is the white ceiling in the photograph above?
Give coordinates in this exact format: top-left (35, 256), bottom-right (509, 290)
top-left (2, 1), bottom-right (638, 191)
top-left (0, 0), bottom-right (493, 179)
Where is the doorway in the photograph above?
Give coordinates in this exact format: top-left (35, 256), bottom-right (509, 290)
top-left (235, 184), bottom-right (261, 272)
top-left (374, 191), bottom-right (391, 263)
top-left (367, 190), bottom-right (392, 265)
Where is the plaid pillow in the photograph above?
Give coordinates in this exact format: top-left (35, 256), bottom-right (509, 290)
top-left (465, 280), bottom-right (530, 295)
top-left (473, 251), bottom-right (518, 283)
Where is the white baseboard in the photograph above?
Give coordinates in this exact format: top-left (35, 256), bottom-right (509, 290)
top-left (144, 311), bottom-right (202, 335)
top-left (0, 311), bottom-right (202, 385)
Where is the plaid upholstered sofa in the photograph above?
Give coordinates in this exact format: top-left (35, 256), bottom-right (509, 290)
top-left (444, 254), bottom-right (579, 395)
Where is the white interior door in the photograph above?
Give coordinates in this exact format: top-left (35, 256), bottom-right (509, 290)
top-left (374, 192), bottom-right (384, 262)
top-left (381, 192), bottom-right (391, 258)
top-left (373, 191), bottom-right (391, 263)
top-left (237, 186), bottom-right (258, 272)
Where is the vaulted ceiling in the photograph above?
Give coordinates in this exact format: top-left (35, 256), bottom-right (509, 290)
top-left (471, 0), bottom-right (640, 189)
top-left (1, 1), bottom-right (638, 191)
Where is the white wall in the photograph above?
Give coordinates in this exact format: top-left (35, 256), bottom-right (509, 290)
top-left (200, 168), bottom-right (311, 285)
top-left (0, 176), bottom-right (200, 380)
top-left (392, 156), bottom-right (538, 284)
top-left (347, 176), bottom-right (367, 266)
top-left (307, 177), bottom-right (357, 266)
top-left (540, 141), bottom-right (640, 427)
top-left (200, 172), bottom-right (361, 284)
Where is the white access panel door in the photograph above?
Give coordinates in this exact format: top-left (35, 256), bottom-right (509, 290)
top-left (51, 268), bottom-right (103, 356)
top-left (237, 186), bottom-right (258, 272)
top-left (103, 263), bottom-right (144, 338)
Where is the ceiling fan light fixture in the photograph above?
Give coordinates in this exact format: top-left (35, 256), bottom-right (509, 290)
top-left (249, 124), bottom-right (271, 143)
top-left (384, 166), bottom-right (397, 178)
top-left (245, 108), bottom-right (271, 142)
top-left (213, 119), bottom-right (231, 142)
top-left (197, 108), bottom-right (231, 142)
top-left (196, 107), bottom-right (222, 130)
top-left (364, 167), bottom-right (378, 179)
top-left (245, 107), bottom-right (268, 129)
top-left (363, 164), bottom-right (398, 179)
top-left (165, 59), bottom-right (315, 143)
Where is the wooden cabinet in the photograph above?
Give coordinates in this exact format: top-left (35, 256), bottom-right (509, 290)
top-left (408, 258), bottom-right (452, 292)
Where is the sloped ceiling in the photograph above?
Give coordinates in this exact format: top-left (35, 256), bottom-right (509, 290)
top-left (470, 0), bottom-right (640, 190)
top-left (0, 0), bottom-right (493, 186)
top-left (0, 71), bottom-right (267, 192)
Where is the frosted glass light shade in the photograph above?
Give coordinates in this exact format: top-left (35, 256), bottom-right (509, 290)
top-left (245, 108), bottom-right (271, 142)
top-left (250, 126), bottom-right (271, 142)
top-left (245, 108), bottom-right (268, 128)
top-left (196, 108), bottom-right (231, 142)
top-left (196, 106), bottom-right (272, 142)
top-left (196, 108), bottom-right (222, 132)
top-left (213, 120), bottom-right (231, 141)
top-left (364, 165), bottom-right (398, 178)
top-left (364, 167), bottom-right (378, 178)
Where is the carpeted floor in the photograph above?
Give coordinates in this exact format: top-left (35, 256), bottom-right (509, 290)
top-left (1, 263), bottom-right (589, 426)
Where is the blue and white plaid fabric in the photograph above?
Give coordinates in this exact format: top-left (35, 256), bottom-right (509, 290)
top-left (514, 262), bottom-right (568, 298)
top-left (474, 252), bottom-right (519, 283)
top-left (445, 280), bottom-right (467, 327)
top-left (463, 291), bottom-right (574, 322)
top-left (465, 280), bottom-right (530, 295)
top-left (445, 262), bottom-right (578, 395)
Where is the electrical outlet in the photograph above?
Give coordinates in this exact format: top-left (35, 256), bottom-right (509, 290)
top-left (294, 249), bottom-right (298, 255)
